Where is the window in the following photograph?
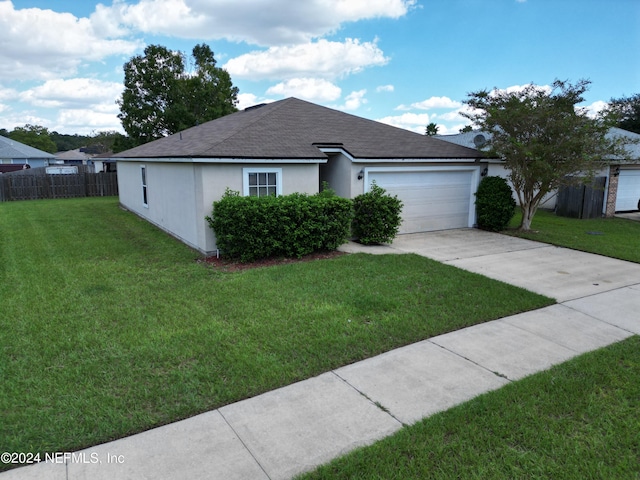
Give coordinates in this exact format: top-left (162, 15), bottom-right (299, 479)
top-left (243, 168), bottom-right (282, 197)
top-left (141, 165), bottom-right (148, 207)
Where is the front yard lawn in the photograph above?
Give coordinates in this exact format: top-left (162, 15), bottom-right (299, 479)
top-left (299, 336), bottom-right (640, 479)
top-left (508, 209), bottom-right (640, 263)
top-left (0, 198), bottom-right (552, 465)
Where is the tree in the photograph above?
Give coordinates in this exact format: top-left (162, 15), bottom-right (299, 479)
top-left (425, 122), bottom-right (439, 136)
top-left (463, 79), bottom-right (627, 231)
top-left (8, 124), bottom-right (57, 153)
top-left (117, 44), bottom-right (238, 146)
top-left (608, 93), bottom-right (640, 134)
top-left (459, 125), bottom-right (473, 133)
top-left (50, 132), bottom-right (90, 152)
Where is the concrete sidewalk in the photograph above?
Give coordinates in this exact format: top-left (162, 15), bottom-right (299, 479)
top-left (3, 230), bottom-right (640, 480)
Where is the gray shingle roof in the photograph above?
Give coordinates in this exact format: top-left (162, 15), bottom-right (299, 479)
top-left (0, 135), bottom-right (56, 159)
top-left (116, 97), bottom-right (482, 160)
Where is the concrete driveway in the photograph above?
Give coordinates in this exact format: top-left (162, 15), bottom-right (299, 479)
top-left (340, 228), bottom-right (640, 303)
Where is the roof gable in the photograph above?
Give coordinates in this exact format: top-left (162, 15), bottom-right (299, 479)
top-left (116, 98), bottom-right (481, 160)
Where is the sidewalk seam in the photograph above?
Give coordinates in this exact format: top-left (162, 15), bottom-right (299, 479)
top-left (557, 282), bottom-right (640, 304)
top-left (427, 338), bottom-right (516, 382)
top-left (217, 410), bottom-right (272, 480)
top-left (560, 302), bottom-right (640, 337)
top-left (330, 371), bottom-right (407, 427)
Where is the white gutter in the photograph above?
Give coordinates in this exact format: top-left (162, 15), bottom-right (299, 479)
top-left (112, 157), bottom-right (328, 164)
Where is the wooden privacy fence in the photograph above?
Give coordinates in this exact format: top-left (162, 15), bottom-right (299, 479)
top-left (0, 167), bottom-right (118, 202)
top-left (556, 176), bottom-right (606, 219)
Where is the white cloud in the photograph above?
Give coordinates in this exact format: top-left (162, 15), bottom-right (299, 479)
top-left (376, 84), bottom-right (394, 93)
top-left (19, 79), bottom-right (123, 109)
top-left (584, 100), bottom-right (609, 118)
top-left (376, 112), bottom-right (431, 133)
top-left (9, 78), bottom-right (124, 134)
top-left (436, 124), bottom-right (472, 135)
top-left (224, 39), bottom-right (388, 81)
top-left (0, 86), bottom-right (18, 106)
top-left (101, 0), bottom-right (415, 46)
top-left (0, 1), bottom-right (141, 81)
top-left (267, 78), bottom-right (342, 102)
top-left (396, 96), bottom-right (461, 110)
top-left (339, 90), bottom-right (368, 110)
top-left (490, 83), bottom-right (553, 97)
top-left (55, 109), bottom-right (123, 135)
top-left (0, 110), bottom-right (53, 132)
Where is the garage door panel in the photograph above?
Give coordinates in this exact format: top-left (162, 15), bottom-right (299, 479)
top-left (369, 170), bottom-right (476, 234)
top-left (615, 169), bottom-right (640, 211)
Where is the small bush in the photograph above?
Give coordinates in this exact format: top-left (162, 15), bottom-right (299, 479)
top-left (475, 176), bottom-right (516, 231)
top-left (352, 182), bottom-right (403, 245)
top-left (206, 188), bottom-right (353, 262)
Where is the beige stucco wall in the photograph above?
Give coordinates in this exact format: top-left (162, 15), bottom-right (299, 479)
top-left (196, 163), bottom-right (320, 254)
top-left (320, 153), bottom-right (353, 198)
top-left (118, 161), bottom-right (201, 251)
top-left (119, 161), bottom-right (322, 255)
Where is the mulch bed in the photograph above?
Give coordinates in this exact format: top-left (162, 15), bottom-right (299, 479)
top-left (197, 250), bottom-right (347, 272)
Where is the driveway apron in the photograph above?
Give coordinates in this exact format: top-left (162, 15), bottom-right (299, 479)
top-left (389, 229), bottom-right (640, 302)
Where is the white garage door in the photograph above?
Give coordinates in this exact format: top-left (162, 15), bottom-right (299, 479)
top-left (368, 169), bottom-right (477, 234)
top-left (615, 169), bottom-right (640, 211)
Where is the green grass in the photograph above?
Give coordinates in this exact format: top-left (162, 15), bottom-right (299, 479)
top-left (0, 197), bottom-right (552, 466)
top-left (298, 336), bottom-right (640, 480)
top-left (507, 209), bottom-right (640, 263)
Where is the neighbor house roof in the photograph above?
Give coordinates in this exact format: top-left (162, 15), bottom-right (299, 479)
top-left (55, 149), bottom-right (93, 161)
top-left (436, 130), bottom-right (491, 150)
top-left (607, 127), bottom-right (640, 160)
top-left (115, 97), bottom-right (482, 160)
top-left (0, 135), bottom-right (56, 160)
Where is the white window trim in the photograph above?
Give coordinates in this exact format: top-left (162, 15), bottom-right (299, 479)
top-left (242, 167), bottom-right (283, 197)
top-left (141, 165), bottom-right (148, 208)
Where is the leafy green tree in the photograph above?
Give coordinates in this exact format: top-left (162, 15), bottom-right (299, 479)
top-left (50, 132), bottom-right (90, 152)
top-left (459, 125), bottom-right (473, 133)
top-left (0, 128), bottom-right (9, 137)
top-left (425, 122), bottom-right (439, 136)
top-left (463, 79), bottom-right (628, 231)
top-left (118, 44), bottom-right (238, 146)
top-left (608, 93), bottom-right (640, 134)
top-left (9, 124), bottom-right (57, 153)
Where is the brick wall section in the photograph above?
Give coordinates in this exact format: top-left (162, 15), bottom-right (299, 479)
top-left (605, 165), bottom-right (619, 217)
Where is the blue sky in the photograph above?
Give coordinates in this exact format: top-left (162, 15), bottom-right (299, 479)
top-left (1, 0), bottom-right (638, 137)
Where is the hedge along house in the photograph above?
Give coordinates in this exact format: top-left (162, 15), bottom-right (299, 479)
top-left (115, 98), bottom-right (485, 255)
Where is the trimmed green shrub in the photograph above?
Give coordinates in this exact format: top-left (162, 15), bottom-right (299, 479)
top-left (352, 182), bottom-right (403, 245)
top-left (206, 188), bottom-right (353, 262)
top-left (475, 175), bottom-right (516, 232)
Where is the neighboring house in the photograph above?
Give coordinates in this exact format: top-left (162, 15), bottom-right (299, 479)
top-left (114, 97), bottom-right (485, 255)
top-left (437, 127), bottom-right (640, 215)
top-left (606, 128), bottom-right (640, 213)
top-left (0, 135), bottom-right (55, 169)
top-left (55, 148), bottom-right (93, 166)
top-left (91, 152), bottom-right (117, 173)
